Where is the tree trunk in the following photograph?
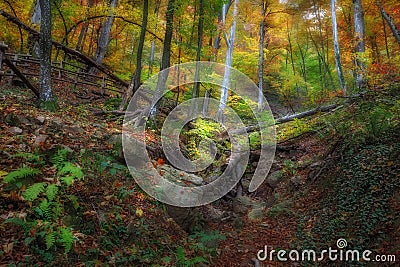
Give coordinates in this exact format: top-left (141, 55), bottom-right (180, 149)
top-left (76, 0), bottom-right (94, 52)
top-left (38, 0), bottom-right (53, 103)
top-left (218, 0), bottom-right (239, 121)
top-left (119, 0), bottom-right (148, 111)
top-left (257, 0), bottom-right (267, 111)
top-left (93, 0), bottom-right (117, 66)
top-left (148, 0), bottom-right (161, 77)
top-left (331, 0), bottom-right (347, 93)
top-left (150, 0), bottom-right (175, 116)
top-left (353, 0), bottom-right (366, 90)
top-left (377, 2), bottom-right (400, 45)
top-left (381, 11), bottom-right (391, 62)
top-left (189, 0), bottom-right (205, 116)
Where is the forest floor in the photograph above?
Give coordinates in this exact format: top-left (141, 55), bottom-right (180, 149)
top-left (1, 82), bottom-right (400, 266)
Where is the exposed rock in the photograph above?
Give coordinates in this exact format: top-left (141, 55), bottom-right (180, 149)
top-left (159, 165), bottom-right (203, 186)
top-left (5, 113), bottom-right (21, 126)
top-left (265, 170), bottom-right (282, 188)
top-left (290, 175), bottom-right (302, 186)
top-left (63, 125), bottom-right (85, 133)
top-left (33, 115), bottom-right (46, 125)
top-left (49, 119), bottom-right (63, 131)
top-left (7, 126), bottom-right (23, 134)
top-left (248, 206), bottom-right (265, 221)
top-left (33, 134), bottom-right (48, 146)
top-left (165, 205), bottom-right (202, 233)
top-left (181, 173), bottom-right (203, 185)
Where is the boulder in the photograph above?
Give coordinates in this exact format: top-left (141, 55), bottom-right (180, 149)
top-left (265, 170), bottom-right (282, 188)
top-left (7, 126), bottom-right (23, 135)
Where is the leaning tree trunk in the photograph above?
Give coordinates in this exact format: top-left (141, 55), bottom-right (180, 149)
top-left (257, 0), bottom-right (267, 111)
top-left (93, 0), bottom-right (117, 66)
top-left (119, 0), bottom-right (148, 110)
top-left (38, 0), bottom-right (53, 104)
top-left (331, 0), bottom-right (347, 93)
top-left (353, 0), bottom-right (366, 90)
top-left (377, 2), bottom-right (400, 45)
top-left (217, 0), bottom-right (239, 121)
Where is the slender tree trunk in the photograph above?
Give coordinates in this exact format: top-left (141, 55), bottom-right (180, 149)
top-left (331, 0), bottom-right (347, 93)
top-left (93, 0), bottom-right (117, 66)
top-left (257, 0), bottom-right (267, 111)
top-left (377, 2), bottom-right (400, 44)
top-left (76, 0), bottom-right (94, 51)
top-left (148, 0), bottom-right (161, 78)
top-left (353, 0), bottom-right (366, 90)
top-left (381, 11), bottom-right (391, 62)
top-left (38, 0), bottom-right (53, 103)
top-left (151, 0), bottom-right (175, 116)
top-left (189, 0), bottom-right (205, 116)
top-left (119, 0), bottom-right (148, 110)
top-left (218, 0), bottom-right (239, 121)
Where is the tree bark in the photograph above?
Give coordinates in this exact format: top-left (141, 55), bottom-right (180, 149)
top-left (93, 0), bottom-right (117, 66)
top-left (76, 0), bottom-right (94, 52)
top-left (119, 0), bottom-right (148, 110)
top-left (38, 0), bottom-right (53, 103)
top-left (353, 0), bottom-right (366, 90)
top-left (257, 0), bottom-right (267, 111)
top-left (189, 0), bottom-right (205, 116)
top-left (148, 0), bottom-right (161, 77)
top-left (218, 0), bottom-right (239, 121)
top-left (331, 0), bottom-right (347, 93)
top-left (150, 0), bottom-right (175, 116)
top-left (377, 2), bottom-right (400, 45)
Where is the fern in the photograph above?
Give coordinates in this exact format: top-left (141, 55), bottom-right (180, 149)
top-left (58, 162), bottom-right (83, 179)
top-left (23, 182), bottom-right (46, 201)
top-left (60, 175), bottom-right (74, 186)
top-left (11, 152), bottom-right (43, 164)
top-left (59, 163), bottom-right (83, 186)
top-left (46, 184), bottom-right (58, 202)
top-left (39, 199), bottom-right (52, 220)
top-left (45, 230), bottom-right (56, 249)
top-left (59, 227), bottom-right (74, 253)
top-left (4, 167), bottom-right (41, 183)
top-left (52, 201), bottom-right (63, 218)
top-left (51, 149), bottom-right (69, 168)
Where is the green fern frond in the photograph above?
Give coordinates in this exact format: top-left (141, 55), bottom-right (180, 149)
top-left (51, 149), bottom-right (69, 168)
top-left (52, 201), bottom-right (63, 217)
top-left (60, 175), bottom-right (74, 186)
top-left (11, 152), bottom-right (43, 164)
top-left (59, 162), bottom-right (83, 179)
top-left (23, 182), bottom-right (46, 201)
top-left (59, 227), bottom-right (74, 253)
top-left (39, 199), bottom-right (52, 220)
top-left (4, 167), bottom-right (41, 183)
top-left (58, 163), bottom-right (83, 186)
top-left (45, 230), bottom-right (56, 249)
top-left (45, 184), bottom-right (58, 202)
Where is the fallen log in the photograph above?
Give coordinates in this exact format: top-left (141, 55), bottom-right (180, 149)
top-left (0, 10), bottom-right (129, 88)
top-left (226, 103), bottom-right (340, 136)
top-left (3, 56), bottom-right (40, 98)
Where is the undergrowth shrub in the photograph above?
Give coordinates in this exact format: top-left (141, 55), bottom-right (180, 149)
top-left (2, 148), bottom-right (83, 262)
